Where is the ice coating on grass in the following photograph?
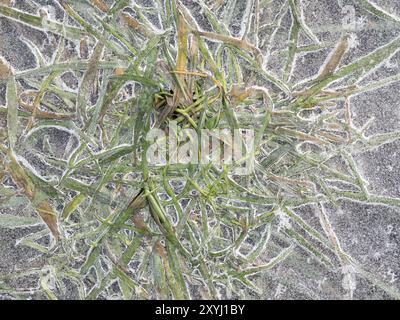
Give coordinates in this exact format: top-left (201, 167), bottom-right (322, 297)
top-left (0, 0), bottom-right (399, 300)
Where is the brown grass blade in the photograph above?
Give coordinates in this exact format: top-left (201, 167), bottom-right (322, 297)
top-left (318, 36), bottom-right (350, 79)
top-left (92, 0), bottom-right (109, 13)
top-left (6, 150), bottom-right (59, 240)
top-left (193, 30), bottom-right (264, 66)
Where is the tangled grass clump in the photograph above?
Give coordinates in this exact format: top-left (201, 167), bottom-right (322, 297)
top-left (0, 0), bottom-right (400, 299)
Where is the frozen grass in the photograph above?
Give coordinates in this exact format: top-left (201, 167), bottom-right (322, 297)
top-left (0, 0), bottom-right (400, 299)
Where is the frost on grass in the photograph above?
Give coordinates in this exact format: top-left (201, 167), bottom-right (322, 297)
top-left (0, 0), bottom-right (400, 300)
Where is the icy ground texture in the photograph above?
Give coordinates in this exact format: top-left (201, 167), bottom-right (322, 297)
top-left (0, 0), bottom-right (400, 300)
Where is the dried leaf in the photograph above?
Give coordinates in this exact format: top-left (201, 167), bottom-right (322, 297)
top-left (0, 56), bottom-right (11, 81)
top-left (318, 36), bottom-right (349, 79)
top-left (6, 151), bottom-right (59, 239)
top-left (92, 0), bottom-right (109, 13)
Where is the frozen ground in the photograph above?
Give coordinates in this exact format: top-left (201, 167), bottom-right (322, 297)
top-left (0, 0), bottom-right (400, 300)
